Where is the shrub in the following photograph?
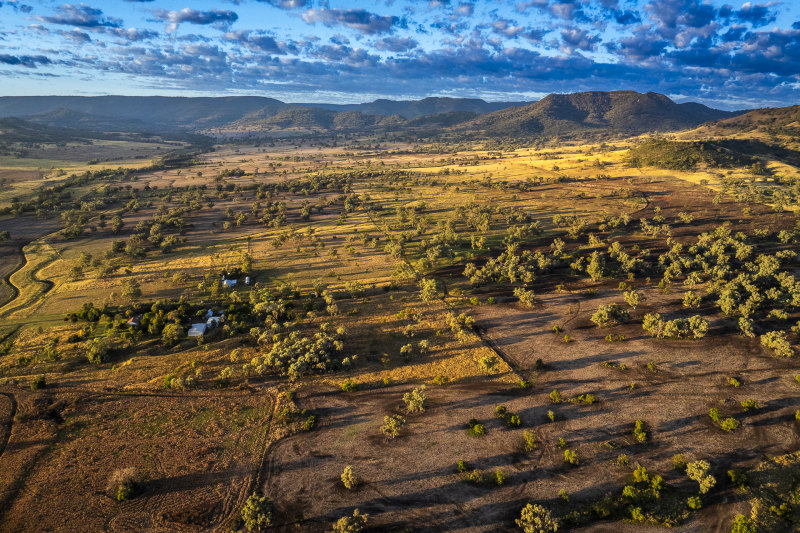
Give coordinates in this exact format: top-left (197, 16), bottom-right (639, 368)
top-left (564, 449), bottom-right (579, 465)
top-left (467, 419), bottom-right (486, 437)
top-left (633, 420), bottom-right (648, 443)
top-left (107, 468), bottom-right (140, 502)
top-left (331, 509), bottom-right (368, 533)
top-left (340, 379), bottom-right (358, 392)
top-left (683, 291), bottom-right (702, 308)
top-left (433, 374), bottom-right (449, 385)
top-left (340, 465), bottom-right (358, 489)
top-left (730, 514), bottom-right (756, 533)
top-left (624, 289), bottom-right (644, 309)
top-left (402, 386), bottom-right (427, 413)
top-left (301, 414), bottom-right (316, 432)
top-left (709, 408), bottom-right (721, 423)
top-left (547, 410), bottom-right (555, 422)
top-left (687, 496), bottom-right (702, 510)
top-left (495, 468), bottom-right (507, 486)
top-left (523, 430), bottom-right (538, 452)
top-left (728, 469), bottom-right (748, 489)
top-left (456, 459), bottom-right (468, 473)
top-left (161, 323), bottom-right (185, 348)
top-left (686, 460), bottom-right (716, 494)
top-left (727, 377), bottom-right (741, 387)
top-left (643, 313), bottom-right (708, 339)
top-left (507, 414), bottom-right (521, 427)
top-left (590, 303), bottom-right (629, 328)
top-left (380, 414), bottom-right (406, 439)
top-left (516, 504), bottom-right (559, 533)
top-left (760, 331), bottom-right (794, 357)
top-left (672, 453), bottom-right (687, 471)
top-left (466, 469), bottom-right (484, 484)
top-left (741, 398), bottom-right (759, 411)
top-left (617, 454), bottom-right (629, 466)
top-left (240, 493), bottom-right (274, 530)
top-left (549, 389), bottom-right (562, 403)
top-left (30, 375), bottom-right (46, 391)
top-left (514, 287), bottom-right (536, 307)
top-left (86, 337), bottom-right (113, 364)
top-left (418, 278), bottom-right (442, 301)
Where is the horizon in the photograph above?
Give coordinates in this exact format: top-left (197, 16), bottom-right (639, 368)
top-left (1, 1), bottom-right (799, 111)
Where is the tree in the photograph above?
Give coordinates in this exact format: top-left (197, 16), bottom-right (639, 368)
top-left (161, 323), bottom-right (185, 348)
top-left (419, 278), bottom-right (442, 302)
top-left (590, 303), bottom-right (629, 328)
top-left (111, 215), bottom-right (124, 235)
top-left (380, 414), bottom-right (406, 439)
top-left (240, 493), bottom-right (274, 531)
top-left (340, 465), bottom-right (358, 489)
top-left (686, 460), bottom-right (716, 494)
top-left (402, 386), bottom-right (427, 413)
top-left (330, 509), bottom-right (368, 533)
top-left (516, 503), bottom-right (558, 533)
top-left (121, 278), bottom-right (141, 300)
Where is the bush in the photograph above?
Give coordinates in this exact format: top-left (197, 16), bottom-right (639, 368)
top-left (686, 460), bottom-right (716, 494)
top-left (760, 331), bottom-right (794, 357)
top-left (730, 514), bottom-right (756, 533)
top-left (590, 303), bottom-right (629, 328)
top-left (402, 386), bottom-right (427, 413)
top-left (30, 375), bottom-right (46, 391)
top-left (514, 287), bottom-right (536, 307)
top-left (340, 465), bottom-right (358, 489)
top-left (687, 496), bottom-right (702, 510)
top-left (380, 415), bottom-right (406, 439)
top-left (161, 323), bottom-right (185, 348)
top-left (240, 493), bottom-right (274, 531)
top-left (643, 313), bottom-right (708, 339)
top-left (331, 509), bottom-right (368, 533)
top-left (633, 420), bottom-right (648, 443)
top-left (721, 418), bottom-right (740, 433)
top-left (456, 459), bottom-right (468, 473)
top-left (340, 378), bottom-right (358, 392)
top-left (523, 430), bottom-right (538, 452)
top-left (419, 278), bottom-right (442, 301)
top-left (495, 468), bottom-right (507, 485)
top-left (709, 408), bottom-right (721, 423)
top-left (86, 337), bottom-right (114, 364)
top-left (741, 398), bottom-right (759, 412)
top-left (617, 454), bottom-right (629, 466)
top-left (107, 467), bottom-right (140, 502)
top-left (624, 289), bottom-right (644, 309)
top-left (563, 449), bottom-right (579, 465)
top-left (516, 504), bottom-right (559, 533)
top-left (467, 419), bottom-right (486, 437)
top-left (549, 389), bottom-right (562, 403)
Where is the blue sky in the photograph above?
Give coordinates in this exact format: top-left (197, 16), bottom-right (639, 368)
top-left (0, 0), bottom-right (798, 109)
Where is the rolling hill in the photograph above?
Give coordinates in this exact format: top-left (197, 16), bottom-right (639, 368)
top-left (458, 91), bottom-right (739, 138)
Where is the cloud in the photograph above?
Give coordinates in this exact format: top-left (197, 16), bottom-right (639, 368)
top-left (491, 19), bottom-right (526, 38)
top-left (56, 29), bottom-right (92, 43)
top-left (735, 2), bottom-right (778, 27)
top-left (0, 54), bottom-right (52, 67)
top-left (36, 3), bottom-right (122, 29)
top-left (255, 0), bottom-right (309, 8)
top-left (374, 36), bottom-right (419, 52)
top-left (153, 8), bottom-right (239, 33)
top-left (302, 8), bottom-right (400, 35)
top-left (224, 30), bottom-right (297, 54)
top-left (560, 27), bottom-right (601, 52)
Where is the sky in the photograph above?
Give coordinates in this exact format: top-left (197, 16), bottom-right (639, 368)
top-left (0, 1), bottom-right (798, 109)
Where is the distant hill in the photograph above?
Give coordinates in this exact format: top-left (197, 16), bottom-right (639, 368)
top-left (223, 106), bottom-right (405, 133)
top-left (0, 96), bottom-right (281, 130)
top-left (303, 97), bottom-right (528, 118)
top-left (0, 95), bottom-right (525, 134)
top-left (458, 91), bottom-right (739, 138)
top-left (691, 105), bottom-right (800, 137)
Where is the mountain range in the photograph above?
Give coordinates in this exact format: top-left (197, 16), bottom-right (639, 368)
top-left (0, 92), bottom-right (743, 141)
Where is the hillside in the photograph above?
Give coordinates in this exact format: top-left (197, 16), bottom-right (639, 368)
top-left (306, 97), bottom-right (528, 118)
top-left (459, 91), bottom-right (738, 138)
top-left (691, 105), bottom-right (800, 138)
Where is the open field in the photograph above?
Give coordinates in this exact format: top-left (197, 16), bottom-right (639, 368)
top-left (0, 124), bottom-right (799, 532)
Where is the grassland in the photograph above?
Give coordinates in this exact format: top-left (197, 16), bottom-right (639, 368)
top-left (0, 128), bottom-right (798, 532)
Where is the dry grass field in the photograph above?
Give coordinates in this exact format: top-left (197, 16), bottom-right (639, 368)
top-left (0, 129), bottom-right (799, 532)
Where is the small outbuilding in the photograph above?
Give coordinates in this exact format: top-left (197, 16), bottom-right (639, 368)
top-left (187, 323), bottom-right (207, 337)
